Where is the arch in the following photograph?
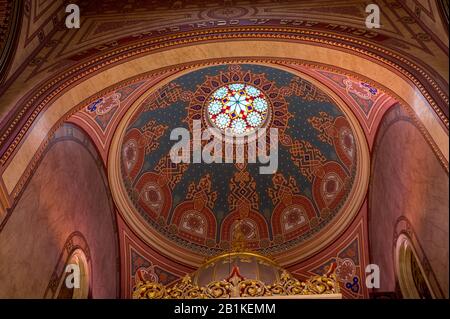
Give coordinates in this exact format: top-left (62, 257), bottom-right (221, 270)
top-left (0, 124), bottom-right (119, 298)
top-left (44, 232), bottom-right (92, 299)
top-left (220, 207), bottom-right (270, 250)
top-left (368, 104), bottom-right (448, 297)
top-left (271, 195), bottom-right (317, 241)
top-left (171, 202), bottom-right (217, 246)
top-left (52, 246), bottom-right (91, 299)
top-left (395, 234), bottom-right (435, 299)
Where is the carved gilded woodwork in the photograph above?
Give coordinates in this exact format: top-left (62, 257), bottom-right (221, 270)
top-left (133, 252), bottom-right (340, 299)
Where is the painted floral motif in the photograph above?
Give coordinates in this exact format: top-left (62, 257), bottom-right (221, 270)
top-left (320, 171), bottom-right (344, 206)
top-left (253, 97), bottom-right (268, 112)
top-left (336, 258), bottom-right (356, 282)
top-left (360, 82), bottom-right (378, 95)
top-left (281, 205), bottom-right (307, 231)
top-left (339, 127), bottom-right (355, 160)
top-left (233, 219), bottom-right (258, 240)
top-left (135, 267), bottom-right (159, 284)
top-left (343, 79), bottom-right (377, 100)
top-left (247, 112), bottom-right (263, 127)
top-left (180, 211), bottom-right (206, 236)
top-left (215, 113), bottom-right (231, 129)
top-left (122, 138), bottom-right (138, 172)
top-left (140, 182), bottom-right (164, 215)
top-left (207, 84), bottom-right (269, 134)
top-left (87, 92), bottom-right (121, 115)
top-left (231, 118), bottom-right (247, 134)
top-left (208, 100), bottom-right (222, 115)
top-left (87, 98), bottom-right (103, 113)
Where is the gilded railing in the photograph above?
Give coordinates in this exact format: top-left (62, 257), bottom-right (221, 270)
top-left (133, 270), bottom-right (339, 299)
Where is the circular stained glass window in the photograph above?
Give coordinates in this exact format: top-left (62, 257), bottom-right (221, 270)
top-left (207, 84), bottom-right (269, 135)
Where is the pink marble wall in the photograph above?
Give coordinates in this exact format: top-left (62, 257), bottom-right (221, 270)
top-left (369, 105), bottom-right (449, 298)
top-left (0, 124), bottom-right (119, 298)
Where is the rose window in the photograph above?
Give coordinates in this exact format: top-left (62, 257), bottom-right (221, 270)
top-left (207, 84), bottom-right (269, 134)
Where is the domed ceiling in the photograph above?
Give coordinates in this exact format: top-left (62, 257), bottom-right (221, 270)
top-left (115, 63), bottom-right (366, 262)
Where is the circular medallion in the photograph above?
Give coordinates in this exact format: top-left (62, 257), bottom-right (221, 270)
top-left (206, 84), bottom-right (269, 135)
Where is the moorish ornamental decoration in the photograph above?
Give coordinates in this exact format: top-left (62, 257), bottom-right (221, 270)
top-left (206, 84), bottom-right (269, 134)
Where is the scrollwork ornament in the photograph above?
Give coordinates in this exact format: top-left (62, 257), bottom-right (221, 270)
top-left (132, 260), bottom-right (339, 299)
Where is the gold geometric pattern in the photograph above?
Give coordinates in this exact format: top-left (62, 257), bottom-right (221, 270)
top-left (288, 77), bottom-right (331, 103)
top-left (308, 111), bottom-right (335, 145)
top-left (185, 174), bottom-right (217, 210)
top-left (289, 140), bottom-right (327, 182)
top-left (141, 120), bottom-right (168, 154)
top-left (228, 171), bottom-right (259, 211)
top-left (268, 173), bottom-right (301, 206)
top-left (141, 82), bottom-right (191, 111)
top-left (153, 154), bottom-right (189, 190)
